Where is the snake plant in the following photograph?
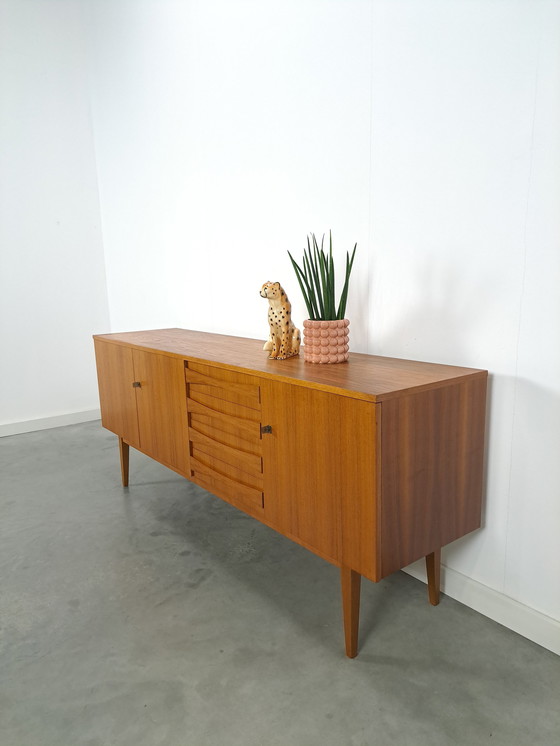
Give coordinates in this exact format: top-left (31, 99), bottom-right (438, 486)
top-left (288, 232), bottom-right (357, 321)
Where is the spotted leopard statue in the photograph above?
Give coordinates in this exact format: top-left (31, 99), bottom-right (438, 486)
top-left (260, 281), bottom-right (301, 360)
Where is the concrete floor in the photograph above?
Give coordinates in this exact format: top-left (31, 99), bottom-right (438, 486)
top-left (1, 422), bottom-right (559, 746)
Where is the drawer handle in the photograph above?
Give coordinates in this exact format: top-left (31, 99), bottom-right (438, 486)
top-left (132, 381), bottom-right (141, 388)
top-left (261, 425), bottom-right (272, 435)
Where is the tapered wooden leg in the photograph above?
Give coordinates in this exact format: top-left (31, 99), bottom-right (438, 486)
top-left (426, 548), bottom-right (441, 606)
top-left (341, 566), bottom-right (361, 658)
top-left (119, 437), bottom-right (130, 487)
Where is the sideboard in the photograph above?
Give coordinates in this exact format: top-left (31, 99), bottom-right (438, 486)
top-left (93, 328), bottom-right (487, 657)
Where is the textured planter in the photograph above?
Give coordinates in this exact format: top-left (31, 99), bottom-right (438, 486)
top-left (302, 319), bottom-right (349, 364)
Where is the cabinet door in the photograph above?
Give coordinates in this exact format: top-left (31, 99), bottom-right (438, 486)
top-left (133, 349), bottom-right (189, 475)
top-left (261, 381), bottom-right (378, 567)
top-left (94, 339), bottom-right (140, 448)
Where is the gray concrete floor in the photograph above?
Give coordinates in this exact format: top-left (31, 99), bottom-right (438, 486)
top-left (1, 422), bottom-right (559, 746)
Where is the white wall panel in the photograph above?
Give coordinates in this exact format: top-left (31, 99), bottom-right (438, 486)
top-left (504, 1), bottom-right (560, 618)
top-left (0, 0), bottom-right (109, 428)
top-left (87, 0), bottom-right (372, 349)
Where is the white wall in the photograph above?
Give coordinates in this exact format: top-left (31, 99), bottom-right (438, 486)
top-left (368, 0), bottom-right (560, 646)
top-left (86, 0), bottom-right (372, 348)
top-left (2, 0), bottom-right (559, 651)
top-left (0, 0), bottom-right (110, 433)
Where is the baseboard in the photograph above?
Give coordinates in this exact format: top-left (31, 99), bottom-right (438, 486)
top-left (0, 409), bottom-right (101, 437)
top-left (404, 561), bottom-right (560, 657)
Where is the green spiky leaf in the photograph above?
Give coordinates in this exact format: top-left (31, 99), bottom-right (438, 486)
top-left (288, 232), bottom-right (357, 321)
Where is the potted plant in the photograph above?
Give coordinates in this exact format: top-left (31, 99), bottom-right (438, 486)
top-left (288, 232), bottom-right (357, 363)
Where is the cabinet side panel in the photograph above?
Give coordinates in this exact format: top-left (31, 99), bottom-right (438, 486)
top-left (379, 375), bottom-right (487, 578)
top-left (133, 351), bottom-right (190, 475)
top-left (339, 400), bottom-right (379, 582)
top-left (94, 339), bottom-right (140, 447)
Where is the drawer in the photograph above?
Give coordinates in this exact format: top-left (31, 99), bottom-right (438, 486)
top-left (186, 362), bottom-right (261, 411)
top-left (190, 458), bottom-right (264, 510)
top-left (187, 398), bottom-right (262, 447)
top-left (191, 450), bottom-right (263, 491)
top-left (188, 390), bottom-right (261, 422)
top-left (189, 409), bottom-right (261, 455)
top-left (189, 428), bottom-right (262, 476)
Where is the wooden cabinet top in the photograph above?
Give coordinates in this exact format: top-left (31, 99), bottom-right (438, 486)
top-left (93, 328), bottom-right (487, 403)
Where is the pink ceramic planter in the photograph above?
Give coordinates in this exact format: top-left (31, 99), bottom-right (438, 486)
top-left (302, 319), bottom-right (350, 364)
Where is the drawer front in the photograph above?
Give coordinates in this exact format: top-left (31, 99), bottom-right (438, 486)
top-left (186, 362), bottom-right (264, 512)
top-left (190, 459), bottom-right (264, 510)
top-left (186, 362), bottom-right (261, 410)
top-left (188, 398), bottom-right (262, 455)
top-left (188, 390), bottom-right (261, 422)
top-left (189, 428), bottom-right (262, 476)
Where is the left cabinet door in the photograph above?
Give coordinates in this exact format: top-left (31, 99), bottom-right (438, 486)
top-left (94, 339), bottom-right (140, 448)
top-left (132, 348), bottom-right (189, 474)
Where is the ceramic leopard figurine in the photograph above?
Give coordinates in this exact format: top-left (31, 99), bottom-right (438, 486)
top-left (260, 281), bottom-right (301, 360)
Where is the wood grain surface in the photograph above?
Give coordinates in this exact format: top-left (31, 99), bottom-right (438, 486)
top-left (186, 361), bottom-right (264, 514)
top-left (133, 349), bottom-right (190, 475)
top-left (94, 339), bottom-right (140, 448)
top-left (261, 380), bottom-right (346, 562)
top-left (94, 329), bottom-right (486, 402)
top-left (378, 375), bottom-right (487, 577)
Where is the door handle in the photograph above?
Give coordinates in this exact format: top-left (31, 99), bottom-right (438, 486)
top-left (132, 381), bottom-right (141, 388)
top-left (261, 425), bottom-right (272, 435)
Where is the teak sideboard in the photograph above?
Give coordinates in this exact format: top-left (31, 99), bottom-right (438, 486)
top-left (93, 328), bottom-right (487, 658)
